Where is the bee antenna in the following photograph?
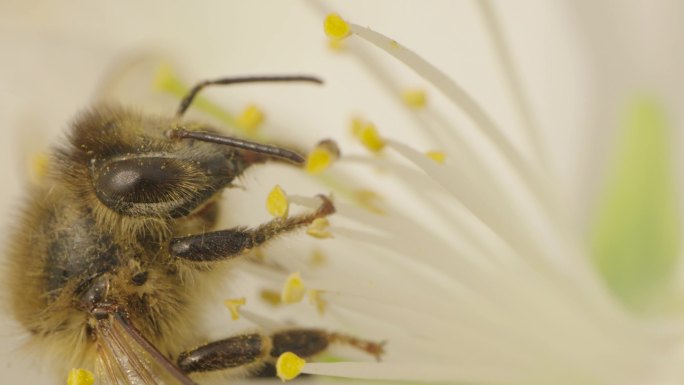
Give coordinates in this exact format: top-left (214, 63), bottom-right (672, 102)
top-left (175, 75), bottom-right (323, 119)
top-left (167, 128), bottom-right (305, 165)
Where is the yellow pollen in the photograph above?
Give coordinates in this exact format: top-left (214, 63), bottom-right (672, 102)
top-left (266, 185), bottom-right (289, 218)
top-left (324, 13), bottom-right (350, 40)
top-left (357, 122), bottom-right (386, 153)
top-left (276, 352), bottom-right (306, 382)
top-left (281, 272), bottom-right (306, 303)
top-left (308, 289), bottom-right (327, 315)
top-left (426, 151), bottom-right (446, 164)
top-left (67, 369), bottom-right (94, 385)
top-left (223, 297), bottom-right (246, 320)
top-left (30, 152), bottom-right (50, 182)
top-left (260, 290), bottom-right (282, 306)
top-left (401, 89), bottom-right (427, 108)
top-left (307, 218), bottom-right (333, 239)
top-left (236, 104), bottom-right (264, 132)
top-left (353, 189), bottom-right (385, 214)
top-left (350, 117), bottom-right (364, 137)
top-left (305, 139), bottom-right (340, 175)
top-left (310, 249), bottom-right (327, 267)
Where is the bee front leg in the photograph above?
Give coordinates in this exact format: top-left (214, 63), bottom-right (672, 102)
top-left (177, 329), bottom-right (384, 375)
top-left (170, 196), bottom-right (334, 262)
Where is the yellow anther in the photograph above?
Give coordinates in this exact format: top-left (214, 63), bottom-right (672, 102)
top-left (350, 117), bottom-right (364, 137)
top-left (357, 123), bottom-right (386, 153)
top-left (260, 290), bottom-right (282, 306)
top-left (251, 247), bottom-right (266, 262)
top-left (353, 189), bottom-right (385, 214)
top-left (306, 148), bottom-right (333, 175)
top-left (305, 139), bottom-right (340, 175)
top-left (390, 40), bottom-right (400, 49)
top-left (401, 89), bottom-right (427, 108)
top-left (308, 289), bottom-right (327, 315)
top-left (67, 369), bottom-right (94, 385)
top-left (266, 185), bottom-right (289, 218)
top-left (236, 104), bottom-right (264, 132)
top-left (223, 297), bottom-right (246, 320)
top-left (153, 63), bottom-right (236, 128)
top-left (307, 218), bottom-right (333, 239)
top-left (426, 151), bottom-right (446, 164)
top-left (324, 13), bottom-right (350, 40)
top-left (30, 152), bottom-right (50, 182)
top-left (153, 63), bottom-right (184, 95)
top-left (281, 272), bottom-right (306, 303)
top-left (153, 63), bottom-right (173, 91)
top-left (276, 352), bottom-right (306, 382)
top-left (310, 249), bottom-right (327, 267)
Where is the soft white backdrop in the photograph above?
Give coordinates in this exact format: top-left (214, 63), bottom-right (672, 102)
top-left (1, 1), bottom-right (681, 384)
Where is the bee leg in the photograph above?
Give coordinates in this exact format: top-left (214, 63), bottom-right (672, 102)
top-left (170, 195), bottom-right (334, 262)
top-left (177, 333), bottom-right (267, 374)
top-left (253, 329), bottom-right (386, 377)
top-left (268, 328), bottom-right (385, 361)
top-left (177, 329), bottom-right (384, 375)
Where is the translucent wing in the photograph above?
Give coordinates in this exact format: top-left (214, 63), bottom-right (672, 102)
top-left (94, 312), bottom-right (198, 385)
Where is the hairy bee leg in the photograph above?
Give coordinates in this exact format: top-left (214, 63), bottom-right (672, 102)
top-left (268, 329), bottom-right (385, 361)
top-left (170, 195), bottom-right (334, 262)
top-left (177, 329), bottom-right (384, 375)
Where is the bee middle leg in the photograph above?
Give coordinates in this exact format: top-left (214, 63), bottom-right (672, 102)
top-left (170, 195), bottom-right (334, 262)
top-left (177, 328), bottom-right (384, 375)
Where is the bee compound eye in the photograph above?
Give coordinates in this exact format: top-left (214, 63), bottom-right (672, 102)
top-left (91, 154), bottom-right (232, 217)
top-left (94, 158), bottom-right (182, 203)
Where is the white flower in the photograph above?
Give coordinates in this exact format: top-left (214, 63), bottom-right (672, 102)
top-left (0, 1), bottom-right (682, 385)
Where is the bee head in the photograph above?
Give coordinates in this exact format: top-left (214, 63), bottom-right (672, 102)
top-left (60, 107), bottom-right (303, 220)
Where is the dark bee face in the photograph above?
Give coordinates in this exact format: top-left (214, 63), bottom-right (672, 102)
top-left (61, 107), bottom-right (250, 219)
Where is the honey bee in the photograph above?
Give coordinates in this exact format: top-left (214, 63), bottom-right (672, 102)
top-left (5, 76), bottom-right (383, 385)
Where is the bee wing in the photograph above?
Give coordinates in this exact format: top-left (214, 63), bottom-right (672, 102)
top-left (94, 312), bottom-right (198, 385)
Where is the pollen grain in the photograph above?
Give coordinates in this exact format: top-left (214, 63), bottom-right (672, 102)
top-left (276, 352), bottom-right (306, 381)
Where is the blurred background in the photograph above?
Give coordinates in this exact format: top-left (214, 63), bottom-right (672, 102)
top-left (0, 1), bottom-right (682, 384)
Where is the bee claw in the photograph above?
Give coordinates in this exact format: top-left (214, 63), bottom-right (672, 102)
top-left (315, 194), bottom-right (336, 217)
top-left (371, 340), bottom-right (387, 362)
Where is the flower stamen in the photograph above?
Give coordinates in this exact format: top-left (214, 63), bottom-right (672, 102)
top-left (266, 185), bottom-right (289, 218)
top-left (401, 88), bottom-right (427, 109)
top-left (324, 13), bottom-right (351, 40)
top-left (307, 218), bottom-right (333, 239)
top-left (236, 104), bottom-right (264, 132)
top-left (308, 289), bottom-right (327, 315)
top-left (260, 290), bottom-right (282, 306)
top-left (425, 150), bottom-right (446, 164)
top-left (276, 352), bottom-right (307, 382)
top-left (353, 121), bottom-right (386, 153)
top-left (305, 139), bottom-right (340, 175)
top-left (281, 272), bottom-right (306, 303)
top-left (223, 297), bottom-right (246, 320)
